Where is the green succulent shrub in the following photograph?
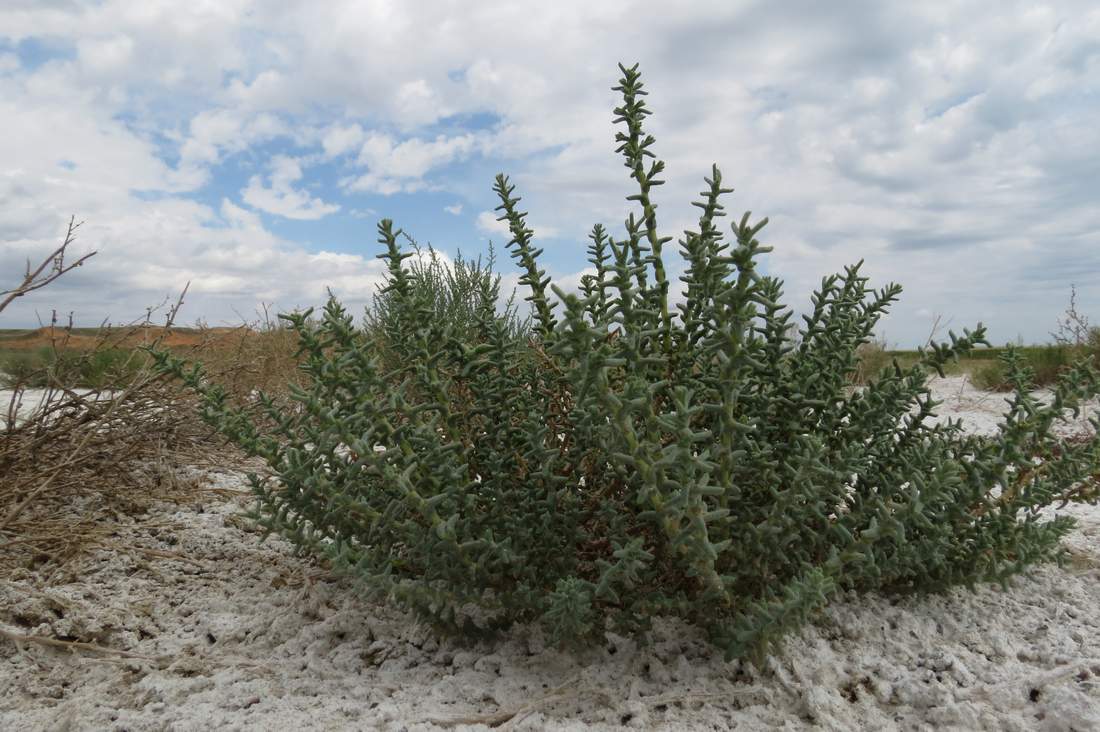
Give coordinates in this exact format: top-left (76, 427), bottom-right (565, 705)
top-left (152, 64), bottom-right (1100, 662)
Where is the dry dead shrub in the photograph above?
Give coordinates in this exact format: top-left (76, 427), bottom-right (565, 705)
top-left (176, 303), bottom-right (308, 407)
top-left (0, 381), bottom-right (219, 577)
top-left (0, 221), bottom-right (246, 585)
top-left (852, 337), bottom-right (894, 385)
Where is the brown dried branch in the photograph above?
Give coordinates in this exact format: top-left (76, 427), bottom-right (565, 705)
top-left (0, 625), bottom-right (168, 664)
top-left (0, 216), bottom-right (96, 315)
top-left (1, 285), bottom-right (191, 530)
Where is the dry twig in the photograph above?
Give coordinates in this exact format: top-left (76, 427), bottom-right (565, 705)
top-left (0, 625), bottom-right (167, 665)
top-left (0, 216), bottom-right (95, 315)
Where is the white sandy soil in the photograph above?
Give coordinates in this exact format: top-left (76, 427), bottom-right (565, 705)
top-left (2, 377), bottom-right (1099, 731)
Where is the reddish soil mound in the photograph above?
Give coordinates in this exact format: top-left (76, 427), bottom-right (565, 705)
top-left (0, 326), bottom-right (247, 352)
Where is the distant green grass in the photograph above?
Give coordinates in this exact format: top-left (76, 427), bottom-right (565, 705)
top-left (2, 329), bottom-right (1092, 393)
top-left (872, 344), bottom-right (1088, 391)
top-left (0, 345), bottom-right (152, 389)
top-left (0, 330), bottom-right (41, 342)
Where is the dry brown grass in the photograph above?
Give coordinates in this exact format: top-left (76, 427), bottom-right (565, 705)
top-left (178, 308), bottom-right (306, 405)
top-left (0, 320), bottom-right (300, 585)
top-left (851, 338), bottom-right (894, 385)
top-left (0, 327), bottom-right (241, 582)
top-left (0, 324), bottom-right (238, 352)
top-left (0, 223), bottom-right (262, 587)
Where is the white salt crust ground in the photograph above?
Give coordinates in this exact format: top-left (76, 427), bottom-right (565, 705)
top-left (2, 377), bottom-right (1099, 731)
top-left (1, 387), bottom-right (104, 427)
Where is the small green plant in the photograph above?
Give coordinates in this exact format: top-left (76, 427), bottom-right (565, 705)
top-left (362, 240), bottom-right (529, 374)
top-left (971, 359), bottom-right (1008, 391)
top-left (0, 345), bottom-right (148, 389)
top-left (972, 344), bottom-right (1076, 391)
top-left (153, 64), bottom-right (1100, 662)
top-left (1030, 344), bottom-right (1075, 385)
top-left (1087, 326), bottom-right (1100, 369)
top-left (0, 350), bottom-right (39, 387)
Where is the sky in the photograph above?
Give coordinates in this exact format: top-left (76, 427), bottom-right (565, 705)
top-left (1, 1), bottom-right (1098, 347)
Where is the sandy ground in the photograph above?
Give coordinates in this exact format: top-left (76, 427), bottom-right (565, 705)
top-left (2, 377), bottom-right (1100, 731)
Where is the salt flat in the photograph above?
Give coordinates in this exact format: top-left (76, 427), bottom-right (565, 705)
top-left (2, 377), bottom-right (1098, 731)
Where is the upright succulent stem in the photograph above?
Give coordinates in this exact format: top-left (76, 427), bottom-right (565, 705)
top-left (493, 175), bottom-right (557, 340)
top-left (613, 62), bottom-right (674, 348)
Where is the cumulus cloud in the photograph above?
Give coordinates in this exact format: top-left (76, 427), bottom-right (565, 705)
top-left (347, 132), bottom-right (483, 194)
top-left (476, 210), bottom-right (560, 240)
top-left (176, 109), bottom-right (289, 187)
top-left (475, 211), bottom-right (510, 236)
top-left (321, 123), bottom-right (365, 159)
top-left (1, 1), bottom-right (1097, 345)
top-left (0, 59), bottom-right (369, 326)
top-left (241, 155), bottom-right (340, 220)
top-left (76, 35), bottom-right (135, 74)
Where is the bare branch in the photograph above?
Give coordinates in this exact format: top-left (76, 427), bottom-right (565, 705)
top-left (0, 217), bottom-right (97, 316)
top-left (1051, 284), bottom-right (1091, 347)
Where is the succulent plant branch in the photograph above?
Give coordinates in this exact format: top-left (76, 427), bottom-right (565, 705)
top-left (493, 175), bottom-right (557, 340)
top-left (154, 64), bottom-right (1100, 663)
top-left (613, 62), bottom-right (674, 348)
